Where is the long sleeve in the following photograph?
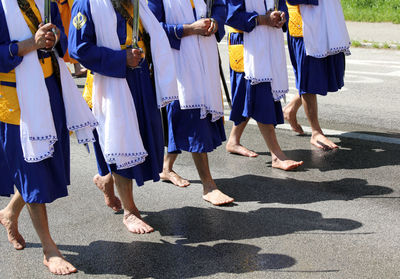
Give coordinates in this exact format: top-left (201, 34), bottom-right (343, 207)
top-left (226, 0), bottom-right (258, 33)
top-left (147, 0), bottom-right (183, 50)
top-left (68, 0), bottom-right (127, 78)
top-left (0, 3), bottom-right (23, 73)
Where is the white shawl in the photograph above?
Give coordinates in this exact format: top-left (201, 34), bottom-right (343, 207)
top-left (89, 0), bottom-right (179, 169)
top-left (243, 0), bottom-right (289, 101)
top-left (300, 0), bottom-right (351, 58)
top-left (162, 0), bottom-right (223, 122)
top-left (2, 0), bottom-right (97, 162)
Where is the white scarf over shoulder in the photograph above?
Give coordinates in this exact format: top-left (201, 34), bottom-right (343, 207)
top-left (89, 0), bottom-right (178, 169)
top-left (2, 0), bottom-right (97, 162)
top-left (162, 0), bottom-right (223, 122)
top-left (243, 0), bottom-right (288, 101)
top-left (300, 0), bottom-right (351, 58)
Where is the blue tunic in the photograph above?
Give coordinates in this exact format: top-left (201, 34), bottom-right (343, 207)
top-left (148, 0), bottom-right (227, 153)
top-left (68, 0), bottom-right (164, 186)
top-left (225, 0), bottom-right (284, 126)
top-left (0, 2), bottom-right (70, 203)
top-left (286, 0), bottom-right (345, 96)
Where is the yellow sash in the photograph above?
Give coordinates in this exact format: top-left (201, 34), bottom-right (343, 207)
top-left (0, 0), bottom-right (55, 125)
top-left (226, 26), bottom-right (244, 73)
top-left (286, 2), bottom-right (303, 37)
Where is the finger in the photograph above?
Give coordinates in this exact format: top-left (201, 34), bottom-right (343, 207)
top-left (207, 23), bottom-right (214, 33)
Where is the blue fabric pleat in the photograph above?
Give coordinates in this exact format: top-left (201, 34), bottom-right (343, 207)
top-left (92, 63), bottom-right (164, 187)
top-left (0, 75), bottom-right (70, 203)
top-left (166, 100), bottom-right (226, 154)
top-left (287, 33), bottom-right (345, 96)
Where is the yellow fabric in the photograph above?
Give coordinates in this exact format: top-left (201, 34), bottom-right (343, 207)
top-left (227, 26), bottom-right (243, 34)
top-left (228, 44), bottom-right (244, 73)
top-left (82, 70), bottom-right (94, 108)
top-left (0, 57), bottom-right (54, 125)
top-left (23, 0), bottom-right (42, 34)
top-left (286, 2), bottom-right (303, 37)
top-left (0, 0), bottom-right (57, 125)
top-left (227, 27), bottom-right (244, 73)
top-left (190, 0), bottom-right (195, 9)
top-left (57, 0), bottom-right (78, 63)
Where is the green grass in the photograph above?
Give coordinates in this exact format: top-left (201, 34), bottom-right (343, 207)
top-left (351, 40), bottom-right (362, 47)
top-left (341, 0), bottom-right (400, 24)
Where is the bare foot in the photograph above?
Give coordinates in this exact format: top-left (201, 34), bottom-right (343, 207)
top-left (226, 142), bottom-right (258, 157)
top-left (123, 213), bottom-right (154, 234)
top-left (203, 189), bottom-right (234, 206)
top-left (272, 156), bottom-right (304, 171)
top-left (160, 170), bottom-right (190, 187)
top-left (43, 249), bottom-right (77, 275)
top-left (93, 174), bottom-right (122, 212)
top-left (283, 105), bottom-right (304, 135)
top-left (0, 210), bottom-right (26, 250)
top-left (311, 133), bottom-right (338, 150)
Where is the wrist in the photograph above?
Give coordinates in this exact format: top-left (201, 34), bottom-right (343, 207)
top-left (9, 41), bottom-right (19, 58)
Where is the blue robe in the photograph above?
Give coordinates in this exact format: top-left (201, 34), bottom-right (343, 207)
top-left (286, 0), bottom-right (345, 96)
top-left (148, 0), bottom-right (227, 153)
top-left (225, 0), bottom-right (284, 126)
top-left (68, 0), bottom-right (164, 186)
top-left (0, 2), bottom-right (70, 203)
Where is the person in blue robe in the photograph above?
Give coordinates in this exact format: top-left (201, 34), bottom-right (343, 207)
top-left (283, 0), bottom-right (346, 150)
top-left (69, 0), bottom-right (164, 233)
top-left (224, 0), bottom-right (303, 170)
top-left (0, 0), bottom-right (77, 275)
top-left (148, 0), bottom-right (234, 205)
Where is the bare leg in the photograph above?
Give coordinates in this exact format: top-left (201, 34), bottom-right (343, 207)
top-left (226, 119), bottom-right (258, 157)
top-left (283, 94), bottom-right (304, 134)
top-left (93, 173), bottom-right (122, 212)
top-left (112, 173), bottom-right (154, 234)
top-left (25, 203), bottom-right (77, 275)
top-left (257, 122), bottom-right (304, 171)
top-left (160, 153), bottom-right (190, 187)
top-left (191, 153), bottom-right (234, 206)
top-left (73, 63), bottom-right (87, 77)
top-left (0, 191), bottom-right (26, 250)
top-left (301, 93), bottom-right (338, 150)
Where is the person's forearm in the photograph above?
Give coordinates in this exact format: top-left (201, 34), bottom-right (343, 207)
top-left (17, 37), bottom-right (38, 56)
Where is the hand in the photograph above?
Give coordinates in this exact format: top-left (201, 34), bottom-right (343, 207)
top-left (189, 18), bottom-right (212, 36)
top-left (207, 18), bottom-right (218, 35)
top-left (257, 11), bottom-right (284, 28)
top-left (35, 23), bottom-right (58, 49)
top-left (274, 11), bottom-right (286, 28)
top-left (126, 48), bottom-right (143, 68)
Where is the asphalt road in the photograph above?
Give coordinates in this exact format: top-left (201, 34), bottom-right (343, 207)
top-left (1, 46), bottom-right (400, 278)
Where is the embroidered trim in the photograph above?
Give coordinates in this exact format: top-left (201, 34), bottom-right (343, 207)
top-left (244, 75), bottom-right (289, 101)
top-left (309, 43), bottom-right (351, 59)
top-left (67, 120), bottom-right (99, 131)
top-left (105, 152), bottom-right (148, 170)
top-left (157, 95), bottom-right (179, 109)
top-left (180, 103), bottom-right (224, 122)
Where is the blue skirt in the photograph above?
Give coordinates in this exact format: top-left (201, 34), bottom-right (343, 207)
top-left (228, 32), bottom-right (284, 126)
top-left (287, 34), bottom-right (345, 96)
top-left (166, 100), bottom-right (226, 154)
top-left (93, 64), bottom-right (164, 187)
top-left (0, 75), bottom-right (70, 204)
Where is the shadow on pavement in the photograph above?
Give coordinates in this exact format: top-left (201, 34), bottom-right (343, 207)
top-left (209, 175), bottom-right (393, 204)
top-left (27, 241), bottom-right (296, 278)
top-left (144, 206), bottom-right (362, 244)
top-left (280, 137), bottom-right (400, 171)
